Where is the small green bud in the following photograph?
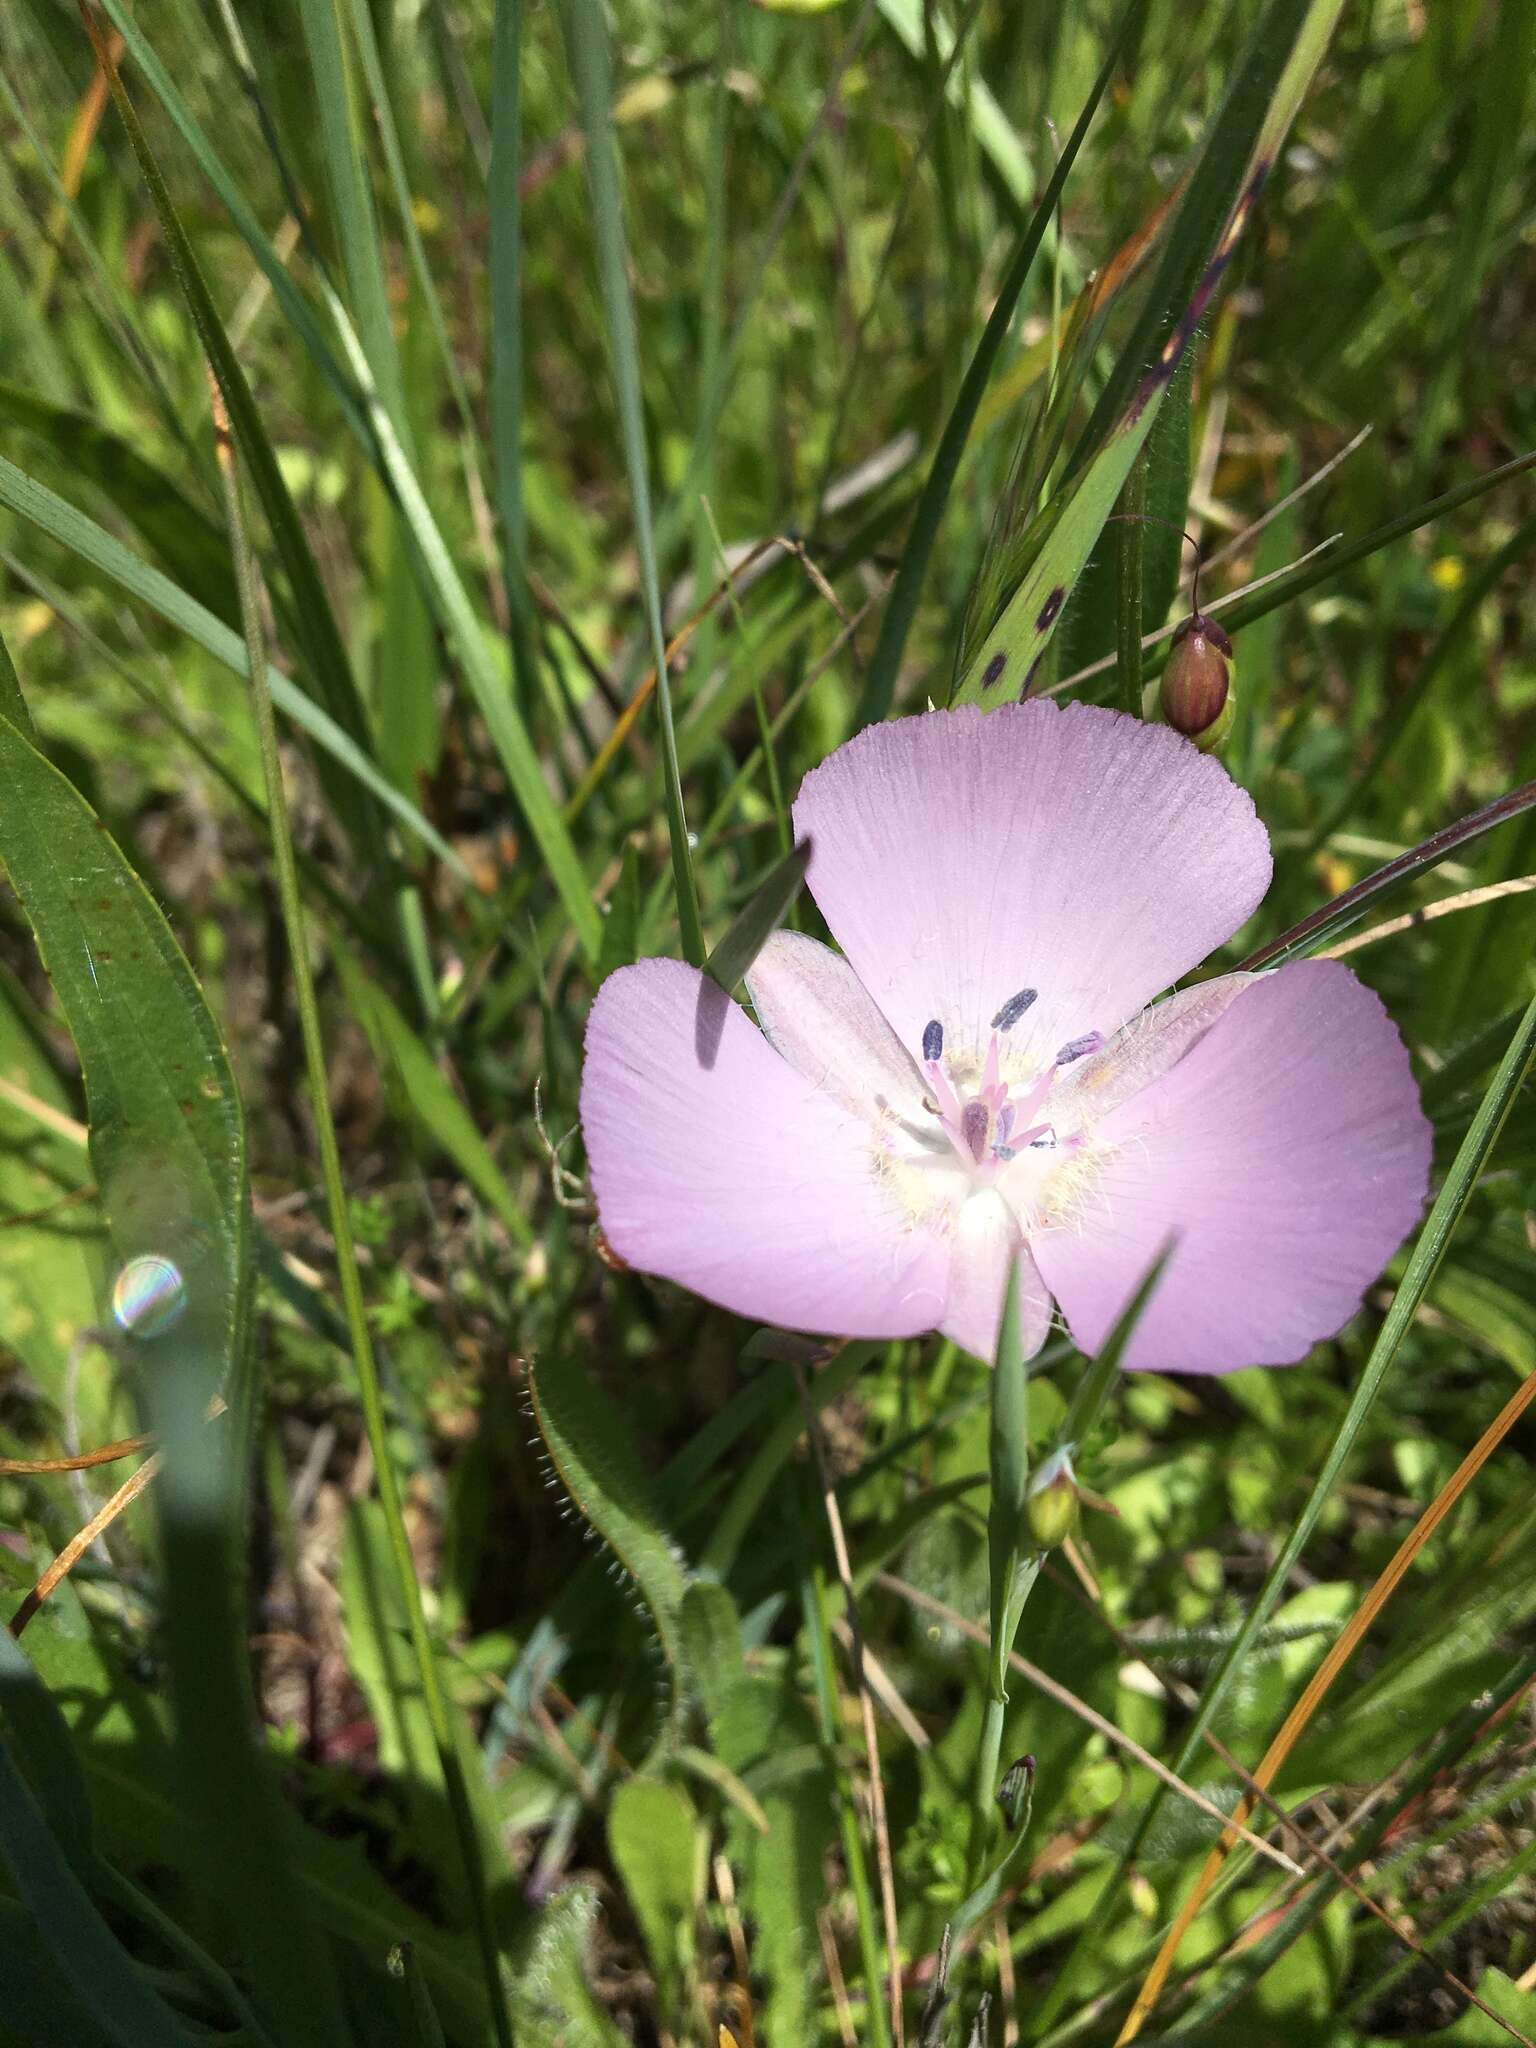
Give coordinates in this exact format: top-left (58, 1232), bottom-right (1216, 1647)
top-left (1025, 1450), bottom-right (1081, 1550)
top-left (1159, 613), bottom-right (1235, 753)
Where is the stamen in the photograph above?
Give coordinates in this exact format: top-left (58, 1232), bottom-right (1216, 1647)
top-left (961, 1100), bottom-right (991, 1163)
top-left (926, 1060), bottom-right (963, 1124)
top-left (991, 987), bottom-right (1038, 1032)
top-left (922, 1018), bottom-right (944, 1062)
top-left (1054, 1032), bottom-right (1103, 1066)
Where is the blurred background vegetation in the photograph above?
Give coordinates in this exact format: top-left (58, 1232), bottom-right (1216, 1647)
top-left (0, 0), bottom-right (1534, 2043)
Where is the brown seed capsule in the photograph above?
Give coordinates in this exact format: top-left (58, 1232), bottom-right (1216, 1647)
top-left (1160, 613), bottom-right (1235, 752)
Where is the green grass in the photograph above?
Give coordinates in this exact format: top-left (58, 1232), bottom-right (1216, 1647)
top-left (0, 2), bottom-right (1533, 2044)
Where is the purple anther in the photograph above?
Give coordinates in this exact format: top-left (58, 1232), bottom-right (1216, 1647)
top-left (991, 988), bottom-right (1038, 1032)
top-left (961, 1100), bottom-right (991, 1163)
top-left (996, 1105), bottom-right (1015, 1147)
top-left (1054, 1032), bottom-right (1102, 1066)
top-left (923, 1018), bottom-right (944, 1062)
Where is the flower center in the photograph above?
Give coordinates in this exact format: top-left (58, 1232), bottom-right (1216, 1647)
top-left (918, 997), bottom-right (1105, 1182)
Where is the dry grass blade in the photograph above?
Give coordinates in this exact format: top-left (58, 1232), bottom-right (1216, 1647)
top-left (1044, 1564), bottom-right (1532, 2036)
top-left (1046, 534), bottom-right (1340, 696)
top-left (876, 1573), bottom-right (1302, 1877)
top-left (1201, 423), bottom-right (1373, 573)
top-left (9, 1452), bottom-right (162, 1636)
top-left (0, 1433), bottom-right (153, 1475)
top-left (1116, 1367), bottom-right (1536, 2043)
top-left (1240, 777), bottom-right (1536, 969)
top-left (0, 1073), bottom-right (89, 1147)
top-left (1322, 874), bottom-right (1536, 959)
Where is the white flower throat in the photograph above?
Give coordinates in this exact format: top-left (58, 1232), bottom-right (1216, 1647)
top-left (876, 990), bottom-right (1106, 1227)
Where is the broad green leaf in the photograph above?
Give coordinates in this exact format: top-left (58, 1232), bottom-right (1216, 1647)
top-left (0, 1897), bottom-right (117, 2047)
top-left (0, 1730), bottom-right (191, 2048)
top-left (606, 1777), bottom-right (702, 2027)
top-left (528, 1346), bottom-right (692, 1760)
top-left (508, 1886), bottom-right (628, 2048)
top-left (0, 1620), bottom-right (93, 1865)
top-left (0, 974), bottom-right (104, 1434)
top-left (0, 705), bottom-right (351, 2044)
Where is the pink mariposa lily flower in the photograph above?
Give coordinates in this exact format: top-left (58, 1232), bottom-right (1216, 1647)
top-left (580, 702), bottom-right (1430, 1372)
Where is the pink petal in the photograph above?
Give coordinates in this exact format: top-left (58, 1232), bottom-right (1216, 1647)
top-left (745, 930), bottom-right (930, 1123)
top-left (792, 701), bottom-right (1271, 1073)
top-left (940, 1190), bottom-right (1054, 1364)
top-left (1051, 973), bottom-right (1256, 1131)
top-left (581, 958), bottom-right (950, 1339)
top-left (1031, 961), bottom-right (1432, 1373)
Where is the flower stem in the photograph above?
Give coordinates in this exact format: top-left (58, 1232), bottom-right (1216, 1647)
top-left (969, 1263), bottom-right (1040, 1881)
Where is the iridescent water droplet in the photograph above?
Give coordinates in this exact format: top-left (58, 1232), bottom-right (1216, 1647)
top-left (111, 1255), bottom-right (186, 1339)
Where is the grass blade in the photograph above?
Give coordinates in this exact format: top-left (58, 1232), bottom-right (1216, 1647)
top-left (489, 0), bottom-right (543, 717)
top-left (211, 380), bottom-right (514, 2048)
top-left (1128, 1351), bottom-right (1536, 2039)
top-left (336, 951), bottom-right (534, 1249)
top-left (0, 449), bottom-right (468, 876)
top-left (954, 0), bottom-right (1345, 710)
top-left (856, 3), bottom-right (1135, 726)
top-left (322, 292), bottom-right (604, 962)
top-left (297, 0), bottom-right (407, 433)
top-left (83, 6), bottom-right (383, 853)
top-left (92, 0), bottom-right (370, 448)
top-left (558, 0), bottom-right (704, 966)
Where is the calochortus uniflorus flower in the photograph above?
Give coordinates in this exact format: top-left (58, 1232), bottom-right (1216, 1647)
top-left (580, 702), bottom-right (1430, 1372)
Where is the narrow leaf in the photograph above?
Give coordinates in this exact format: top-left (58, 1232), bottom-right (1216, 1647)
top-left (856, 2), bottom-right (1135, 725)
top-left (558, 0), bottom-right (704, 964)
top-left (953, 0), bottom-right (1344, 709)
top-left (705, 838), bottom-right (812, 991)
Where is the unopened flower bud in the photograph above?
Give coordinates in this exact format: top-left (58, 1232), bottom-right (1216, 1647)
top-left (1025, 1451), bottom-right (1080, 1550)
top-left (1159, 614), bottom-right (1234, 753)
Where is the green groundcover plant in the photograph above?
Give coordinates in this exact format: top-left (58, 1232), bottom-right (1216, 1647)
top-left (0, 2), bottom-right (1534, 2044)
